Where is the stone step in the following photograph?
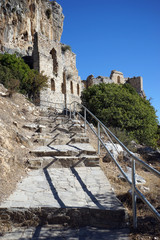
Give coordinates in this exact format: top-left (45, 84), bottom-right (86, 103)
top-left (69, 124), bottom-right (84, 133)
top-left (33, 133), bottom-right (72, 145)
top-left (36, 117), bottom-right (72, 126)
top-left (27, 155), bottom-right (99, 169)
top-left (0, 225), bottom-right (130, 239)
top-left (30, 144), bottom-right (97, 157)
top-left (0, 207), bottom-right (127, 230)
top-left (71, 136), bottom-right (89, 143)
top-left (0, 167), bottom-right (127, 229)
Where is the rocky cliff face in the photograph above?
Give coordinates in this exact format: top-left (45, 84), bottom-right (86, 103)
top-left (0, 0), bottom-right (64, 56)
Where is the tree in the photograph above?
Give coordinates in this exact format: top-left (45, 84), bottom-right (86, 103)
top-left (81, 83), bottom-right (158, 147)
top-left (0, 53), bottom-right (48, 100)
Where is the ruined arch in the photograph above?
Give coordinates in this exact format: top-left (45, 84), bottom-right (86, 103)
top-left (77, 84), bottom-right (80, 96)
top-left (51, 78), bottom-right (55, 91)
top-left (50, 48), bottom-right (58, 76)
top-left (70, 81), bottom-right (73, 94)
top-left (117, 76), bottom-right (121, 83)
top-left (61, 71), bottom-right (66, 94)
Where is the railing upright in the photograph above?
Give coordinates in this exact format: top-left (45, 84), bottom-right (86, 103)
top-left (70, 104), bottom-right (72, 119)
top-left (74, 102), bottom-right (76, 118)
top-left (98, 122), bottom-right (100, 155)
top-left (84, 108), bottom-right (87, 133)
top-left (132, 159), bottom-right (137, 229)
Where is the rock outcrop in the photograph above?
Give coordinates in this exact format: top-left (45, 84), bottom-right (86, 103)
top-left (0, 0), bottom-right (82, 107)
top-left (0, 0), bottom-right (64, 56)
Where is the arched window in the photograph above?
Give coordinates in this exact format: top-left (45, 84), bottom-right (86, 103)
top-left (117, 76), bottom-right (121, 83)
top-left (62, 71), bottom-right (66, 94)
top-left (51, 79), bottom-right (55, 91)
top-left (50, 48), bottom-right (58, 76)
top-left (77, 84), bottom-right (80, 96)
top-left (70, 81), bottom-right (73, 94)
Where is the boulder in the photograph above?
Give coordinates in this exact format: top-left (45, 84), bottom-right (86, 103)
top-left (118, 167), bottom-right (146, 185)
top-left (103, 142), bottom-right (124, 162)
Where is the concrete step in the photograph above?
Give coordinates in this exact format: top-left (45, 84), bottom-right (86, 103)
top-left (31, 143), bottom-right (97, 157)
top-left (27, 155), bottom-right (99, 169)
top-left (0, 167), bottom-right (127, 229)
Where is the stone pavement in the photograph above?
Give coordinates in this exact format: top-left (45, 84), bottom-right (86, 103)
top-left (0, 111), bottom-right (129, 238)
top-left (0, 167), bottom-right (123, 209)
top-left (0, 225), bottom-right (129, 240)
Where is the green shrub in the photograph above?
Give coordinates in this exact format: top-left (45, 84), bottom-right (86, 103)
top-left (81, 83), bottom-right (158, 147)
top-left (0, 53), bottom-right (48, 101)
top-left (6, 78), bottom-right (20, 97)
top-left (108, 127), bottom-right (137, 152)
top-left (61, 44), bottom-right (72, 53)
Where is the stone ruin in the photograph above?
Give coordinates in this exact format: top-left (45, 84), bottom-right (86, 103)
top-left (83, 70), bottom-right (145, 97)
top-left (0, 0), bottom-right (81, 108)
top-left (0, 0), bottom-right (145, 109)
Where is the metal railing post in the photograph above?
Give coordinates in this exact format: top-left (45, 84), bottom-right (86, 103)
top-left (70, 104), bottom-right (72, 119)
top-left (98, 122), bottom-right (100, 155)
top-left (132, 159), bottom-right (137, 229)
top-left (84, 108), bottom-right (87, 133)
top-left (74, 102), bottom-right (76, 118)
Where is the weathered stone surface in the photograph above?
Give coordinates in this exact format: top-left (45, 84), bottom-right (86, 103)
top-left (31, 143), bottom-right (96, 157)
top-left (0, 225), bottom-right (130, 239)
top-left (0, 167), bottom-right (124, 210)
top-left (118, 167), bottom-right (146, 185)
top-left (103, 142), bottom-right (124, 162)
top-left (27, 154), bottom-right (99, 168)
top-left (0, 0), bottom-right (64, 55)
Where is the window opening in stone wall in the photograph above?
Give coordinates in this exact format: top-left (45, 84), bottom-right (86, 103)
top-left (70, 81), bottom-right (73, 94)
top-left (51, 79), bottom-right (55, 91)
top-left (22, 31), bottom-right (28, 41)
top-left (117, 76), bottom-right (121, 83)
top-left (61, 83), bottom-right (64, 94)
top-left (77, 84), bottom-right (80, 96)
top-left (62, 72), bottom-right (66, 94)
top-left (50, 48), bottom-right (58, 76)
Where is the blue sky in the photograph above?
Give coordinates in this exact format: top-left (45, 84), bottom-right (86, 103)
top-left (55, 0), bottom-right (160, 122)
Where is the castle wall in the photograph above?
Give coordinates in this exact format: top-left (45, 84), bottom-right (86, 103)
top-left (86, 75), bottom-right (113, 88)
top-left (127, 77), bottom-right (143, 94)
top-left (110, 70), bottom-right (125, 84)
top-left (33, 33), bottom-right (81, 109)
top-left (84, 70), bottom-right (144, 97)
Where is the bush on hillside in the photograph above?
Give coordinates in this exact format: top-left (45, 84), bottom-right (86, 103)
top-left (0, 53), bottom-right (48, 100)
top-left (81, 83), bottom-right (158, 147)
top-left (61, 44), bottom-right (72, 53)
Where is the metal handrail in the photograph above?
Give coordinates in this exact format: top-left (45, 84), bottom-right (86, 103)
top-left (69, 100), bottom-right (160, 228)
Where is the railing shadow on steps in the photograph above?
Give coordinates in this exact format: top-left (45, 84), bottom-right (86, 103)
top-left (68, 101), bottom-right (160, 229)
top-left (39, 100), bottom-right (160, 229)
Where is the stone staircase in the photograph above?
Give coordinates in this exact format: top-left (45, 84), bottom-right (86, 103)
top-left (0, 110), bottom-right (129, 239)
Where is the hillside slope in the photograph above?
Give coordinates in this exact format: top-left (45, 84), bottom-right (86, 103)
top-left (0, 84), bottom-right (40, 202)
